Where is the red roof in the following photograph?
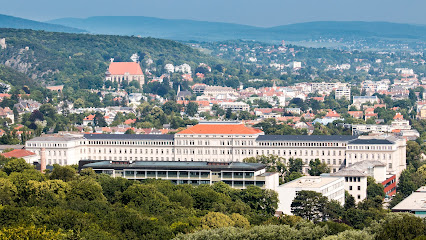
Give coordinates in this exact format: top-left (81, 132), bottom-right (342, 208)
top-left (108, 62), bottom-right (143, 75)
top-left (124, 119), bottom-right (137, 125)
top-left (84, 114), bottom-right (95, 121)
top-left (177, 124), bottom-right (263, 135)
top-left (325, 110), bottom-right (340, 118)
top-left (1, 149), bottom-right (35, 158)
top-left (393, 113), bottom-right (404, 120)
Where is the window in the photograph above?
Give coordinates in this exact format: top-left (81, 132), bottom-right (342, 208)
top-left (349, 186), bottom-right (353, 190)
top-left (357, 195), bottom-right (361, 199)
top-left (357, 186), bottom-right (361, 190)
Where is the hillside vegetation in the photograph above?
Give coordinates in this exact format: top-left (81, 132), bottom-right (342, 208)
top-left (48, 17), bottom-right (426, 42)
top-left (0, 14), bottom-right (85, 33)
top-left (0, 28), bottom-right (223, 89)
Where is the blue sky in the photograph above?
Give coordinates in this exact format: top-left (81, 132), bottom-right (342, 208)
top-left (1, 0), bottom-right (426, 27)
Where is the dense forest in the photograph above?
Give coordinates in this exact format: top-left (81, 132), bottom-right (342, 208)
top-left (0, 28), bottom-right (225, 88)
top-left (0, 157), bottom-right (425, 239)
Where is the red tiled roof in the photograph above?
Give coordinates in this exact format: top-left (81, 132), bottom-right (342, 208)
top-left (393, 113), bottom-right (404, 120)
top-left (177, 124), bottom-right (263, 135)
top-left (124, 119), bottom-right (136, 125)
top-left (84, 114), bottom-right (95, 121)
top-left (1, 149), bottom-right (35, 158)
top-left (108, 62), bottom-right (143, 75)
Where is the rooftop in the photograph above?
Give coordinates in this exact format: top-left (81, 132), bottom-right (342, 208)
top-left (257, 135), bottom-right (356, 142)
top-left (81, 160), bottom-right (266, 171)
top-left (108, 62), bottom-right (143, 75)
top-left (177, 123), bottom-right (263, 135)
top-left (84, 134), bottom-right (174, 140)
top-left (27, 134), bottom-right (83, 142)
top-left (278, 175), bottom-right (343, 189)
top-left (348, 139), bottom-right (394, 145)
top-left (1, 149), bottom-right (35, 158)
top-left (393, 189), bottom-right (426, 212)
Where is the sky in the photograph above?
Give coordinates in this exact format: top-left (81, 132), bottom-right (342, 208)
top-left (1, 0), bottom-right (426, 27)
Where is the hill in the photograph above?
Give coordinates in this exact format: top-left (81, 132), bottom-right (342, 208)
top-left (48, 16), bottom-right (426, 42)
top-left (0, 28), bottom-right (223, 89)
top-left (0, 14), bottom-right (85, 33)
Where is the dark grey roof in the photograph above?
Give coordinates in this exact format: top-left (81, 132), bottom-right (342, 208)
top-left (81, 160), bottom-right (266, 171)
top-left (256, 135), bottom-right (357, 142)
top-left (348, 139), bottom-right (394, 145)
top-left (83, 134), bottom-right (174, 140)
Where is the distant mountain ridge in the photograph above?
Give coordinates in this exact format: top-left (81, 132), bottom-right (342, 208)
top-left (47, 16), bottom-right (426, 42)
top-left (0, 14), bottom-right (86, 33)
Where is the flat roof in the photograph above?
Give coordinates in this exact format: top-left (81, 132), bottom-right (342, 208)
top-left (278, 175), bottom-right (343, 189)
top-left (81, 161), bottom-right (266, 171)
top-left (84, 134), bottom-right (174, 140)
top-left (27, 135), bottom-right (82, 142)
top-left (392, 191), bottom-right (426, 212)
top-left (256, 135), bottom-right (356, 142)
top-left (348, 139), bottom-right (394, 145)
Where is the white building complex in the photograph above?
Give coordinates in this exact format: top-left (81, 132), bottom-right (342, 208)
top-left (276, 175), bottom-right (345, 214)
top-left (25, 122), bottom-right (406, 181)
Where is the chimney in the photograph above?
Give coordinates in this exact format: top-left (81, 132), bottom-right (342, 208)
top-left (40, 148), bottom-right (46, 173)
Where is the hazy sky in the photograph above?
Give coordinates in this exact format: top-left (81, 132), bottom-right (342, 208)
top-left (1, 0), bottom-right (426, 27)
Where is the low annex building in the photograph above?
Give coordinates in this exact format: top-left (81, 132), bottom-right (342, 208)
top-left (276, 175), bottom-right (345, 215)
top-left (80, 160), bottom-right (279, 190)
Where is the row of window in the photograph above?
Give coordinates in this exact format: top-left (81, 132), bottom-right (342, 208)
top-left (348, 145), bottom-right (392, 150)
top-left (258, 142), bottom-right (346, 147)
top-left (347, 153), bottom-right (392, 160)
top-left (84, 140), bottom-right (174, 146)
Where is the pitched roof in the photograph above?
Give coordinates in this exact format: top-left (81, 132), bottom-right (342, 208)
top-left (1, 149), bottom-right (35, 158)
top-left (108, 62), bottom-right (143, 75)
top-left (177, 123), bottom-right (263, 135)
top-left (257, 135), bottom-right (356, 142)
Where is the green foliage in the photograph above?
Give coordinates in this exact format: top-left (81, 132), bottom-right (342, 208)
top-left (2, 158), bottom-right (34, 175)
top-left (200, 212), bottom-right (235, 229)
top-left (0, 225), bottom-right (66, 240)
top-left (370, 213), bottom-right (426, 240)
top-left (308, 158), bottom-right (330, 176)
top-left (291, 190), bottom-right (328, 221)
top-left (49, 164), bottom-right (76, 182)
top-left (366, 176), bottom-right (385, 199)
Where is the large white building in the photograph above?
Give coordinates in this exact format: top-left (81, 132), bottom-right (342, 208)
top-left (276, 175), bottom-right (345, 214)
top-left (105, 62), bottom-right (145, 88)
top-left (25, 122), bottom-right (406, 180)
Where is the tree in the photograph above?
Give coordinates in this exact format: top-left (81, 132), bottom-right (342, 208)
top-left (309, 159), bottom-right (330, 176)
top-left (366, 176), bottom-right (385, 199)
top-left (200, 212), bottom-right (234, 229)
top-left (225, 108), bottom-right (232, 119)
top-left (50, 164), bottom-right (77, 182)
top-left (185, 102), bottom-right (198, 117)
top-left (344, 191), bottom-right (356, 210)
top-left (291, 190), bottom-right (328, 221)
top-left (2, 158), bottom-right (34, 175)
top-left (371, 213), bottom-right (426, 240)
top-left (288, 158), bottom-right (303, 173)
top-left (0, 178), bottom-right (17, 205)
top-left (125, 128), bottom-right (135, 134)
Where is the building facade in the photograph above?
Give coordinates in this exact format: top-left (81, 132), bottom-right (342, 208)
top-left (105, 62), bottom-right (145, 88)
top-left (81, 160), bottom-right (279, 190)
top-left (276, 175), bottom-right (345, 215)
top-left (26, 122), bottom-right (406, 181)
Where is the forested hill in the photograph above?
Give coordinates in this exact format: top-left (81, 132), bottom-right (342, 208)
top-left (0, 28), bottom-right (223, 89)
top-left (0, 14), bottom-right (85, 33)
top-left (48, 16), bottom-right (426, 42)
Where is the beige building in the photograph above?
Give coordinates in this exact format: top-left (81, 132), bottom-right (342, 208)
top-left (81, 160), bottom-right (279, 190)
top-left (26, 122), bottom-right (406, 182)
top-left (105, 62), bottom-right (145, 88)
top-left (276, 175), bottom-right (345, 215)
